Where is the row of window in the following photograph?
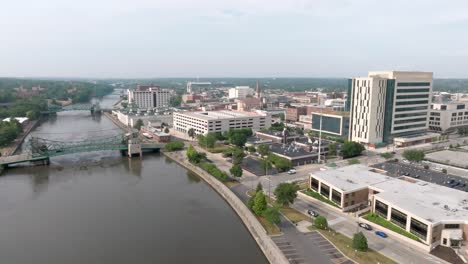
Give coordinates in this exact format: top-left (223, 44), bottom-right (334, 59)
top-left (396, 88), bottom-right (430, 93)
top-left (393, 123), bottom-right (427, 131)
top-left (395, 112), bottom-right (427, 118)
top-left (397, 82), bottom-right (431, 87)
top-left (395, 100), bottom-right (429, 106)
top-left (394, 117), bottom-right (427, 125)
top-left (395, 94), bottom-right (429, 100)
top-left (395, 106), bottom-right (428, 112)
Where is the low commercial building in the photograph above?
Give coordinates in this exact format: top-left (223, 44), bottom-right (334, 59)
top-left (237, 98), bottom-right (261, 112)
top-left (255, 130), bottom-right (303, 144)
top-left (269, 143), bottom-right (318, 166)
top-left (173, 110), bottom-right (271, 135)
top-left (112, 110), bottom-right (173, 128)
top-left (309, 165), bottom-right (468, 251)
top-left (429, 102), bottom-right (468, 133)
top-left (286, 106), bottom-right (307, 122)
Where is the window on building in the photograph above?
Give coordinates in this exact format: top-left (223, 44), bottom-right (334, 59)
top-left (445, 224), bottom-right (460, 229)
top-left (410, 218), bottom-right (428, 240)
top-left (320, 183), bottom-right (330, 198)
top-left (375, 200), bottom-right (388, 217)
top-left (390, 208), bottom-right (407, 229)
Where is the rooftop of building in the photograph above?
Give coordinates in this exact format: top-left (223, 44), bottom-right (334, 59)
top-left (269, 143), bottom-right (317, 158)
top-left (311, 164), bottom-right (468, 223)
top-left (311, 165), bottom-right (389, 192)
top-left (310, 110), bottom-right (350, 117)
top-left (175, 110), bottom-right (267, 120)
top-left (255, 130), bottom-right (301, 138)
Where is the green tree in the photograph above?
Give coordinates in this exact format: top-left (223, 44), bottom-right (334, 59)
top-left (187, 128), bottom-right (195, 140)
top-left (247, 146), bottom-right (256, 153)
top-left (268, 153), bottom-right (292, 171)
top-left (232, 147), bottom-right (245, 165)
top-left (133, 119), bottom-right (144, 130)
top-left (274, 183), bottom-right (299, 206)
top-left (230, 132), bottom-right (248, 147)
top-left (164, 127), bottom-right (170, 133)
top-left (252, 191), bottom-right (267, 215)
top-left (328, 143), bottom-right (337, 156)
top-left (205, 133), bottom-right (217, 148)
top-left (341, 141), bottom-right (365, 158)
top-left (247, 197), bottom-right (255, 210)
top-left (169, 96), bottom-right (182, 107)
top-left (229, 164), bottom-right (243, 178)
top-left (257, 144), bottom-right (270, 157)
top-left (186, 144), bottom-right (206, 164)
top-left (352, 232), bottom-right (368, 251)
top-left (262, 207), bottom-right (281, 224)
top-left (402, 149), bottom-right (425, 162)
top-left (256, 182), bottom-right (263, 193)
top-left (314, 216), bottom-right (328, 230)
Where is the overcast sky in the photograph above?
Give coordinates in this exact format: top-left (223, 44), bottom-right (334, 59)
top-left (1, 0), bottom-right (467, 78)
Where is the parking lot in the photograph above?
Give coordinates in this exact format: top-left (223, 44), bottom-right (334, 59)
top-left (372, 162), bottom-right (468, 192)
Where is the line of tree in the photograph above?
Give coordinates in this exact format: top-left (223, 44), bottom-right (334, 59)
top-left (247, 184), bottom-right (281, 225)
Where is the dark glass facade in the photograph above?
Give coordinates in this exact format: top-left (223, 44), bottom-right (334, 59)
top-left (312, 114), bottom-right (348, 136)
top-left (382, 79), bottom-right (395, 143)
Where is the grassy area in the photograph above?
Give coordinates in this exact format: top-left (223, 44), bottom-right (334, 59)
top-left (347, 158), bottom-right (360, 165)
top-left (279, 207), bottom-right (311, 223)
top-left (296, 180), bottom-right (309, 191)
top-left (205, 144), bottom-right (230, 153)
top-left (223, 181), bottom-right (239, 188)
top-left (302, 189), bottom-right (340, 208)
top-left (380, 152), bottom-right (394, 159)
top-left (257, 216), bottom-right (281, 235)
top-left (363, 213), bottom-right (420, 242)
top-left (314, 227), bottom-right (398, 264)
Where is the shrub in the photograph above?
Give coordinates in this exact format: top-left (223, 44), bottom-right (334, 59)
top-left (314, 216), bottom-right (328, 230)
top-left (424, 165), bottom-right (429, 169)
top-left (199, 162), bottom-right (229, 182)
top-left (262, 207), bottom-right (281, 224)
top-left (252, 191), bottom-right (267, 215)
top-left (164, 141), bottom-right (184, 152)
top-left (402, 149), bottom-right (425, 162)
top-left (274, 183), bottom-right (299, 207)
top-left (353, 232), bottom-right (368, 251)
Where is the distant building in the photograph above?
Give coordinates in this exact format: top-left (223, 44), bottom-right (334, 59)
top-left (127, 85), bottom-right (171, 109)
top-left (182, 94), bottom-right (203, 103)
top-left (237, 98), bottom-right (261, 112)
top-left (286, 106), bottom-right (307, 122)
top-left (324, 99), bottom-right (347, 111)
top-left (112, 110), bottom-right (173, 128)
top-left (429, 102), bottom-right (468, 133)
top-left (173, 110), bottom-right (271, 135)
top-left (228, 86), bottom-right (254, 99)
top-left (347, 71), bottom-right (433, 146)
top-left (255, 129), bottom-right (302, 144)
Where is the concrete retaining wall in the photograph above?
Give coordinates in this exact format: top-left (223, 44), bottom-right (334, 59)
top-left (164, 151), bottom-right (288, 264)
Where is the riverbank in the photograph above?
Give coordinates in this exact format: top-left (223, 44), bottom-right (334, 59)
top-left (1, 119), bottom-right (40, 156)
top-left (102, 112), bottom-right (132, 133)
top-left (163, 150), bottom-right (288, 264)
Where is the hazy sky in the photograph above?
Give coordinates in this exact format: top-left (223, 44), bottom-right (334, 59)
top-left (1, 0), bottom-right (467, 78)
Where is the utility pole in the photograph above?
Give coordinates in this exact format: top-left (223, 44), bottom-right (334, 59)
top-left (318, 107), bottom-right (323, 163)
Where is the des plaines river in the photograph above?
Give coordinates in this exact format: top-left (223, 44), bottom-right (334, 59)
top-left (0, 93), bottom-right (267, 264)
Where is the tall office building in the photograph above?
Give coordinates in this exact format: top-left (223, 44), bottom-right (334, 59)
top-left (347, 71), bottom-right (433, 145)
top-left (128, 85), bottom-right (171, 109)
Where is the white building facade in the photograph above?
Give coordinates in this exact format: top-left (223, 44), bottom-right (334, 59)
top-left (429, 102), bottom-right (468, 133)
top-left (173, 110), bottom-right (271, 135)
top-left (228, 86), bottom-right (254, 99)
top-left (347, 71), bottom-right (433, 145)
top-left (128, 86), bottom-right (171, 109)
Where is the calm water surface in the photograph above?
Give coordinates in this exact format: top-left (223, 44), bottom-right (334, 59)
top-left (0, 93), bottom-right (266, 264)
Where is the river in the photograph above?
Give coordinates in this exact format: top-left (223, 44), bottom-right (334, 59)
top-left (0, 92), bottom-right (267, 264)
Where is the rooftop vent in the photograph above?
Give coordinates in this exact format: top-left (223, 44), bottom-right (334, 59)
top-left (444, 205), bottom-right (450, 210)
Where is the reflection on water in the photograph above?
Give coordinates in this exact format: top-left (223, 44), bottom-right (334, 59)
top-left (0, 93), bottom-right (266, 264)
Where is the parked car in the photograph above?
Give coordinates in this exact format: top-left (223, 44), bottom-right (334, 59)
top-left (287, 169), bottom-right (297, 175)
top-left (403, 172), bottom-right (410, 176)
top-left (375, 231), bottom-right (388, 238)
top-left (358, 223), bottom-right (372, 230)
top-left (307, 210), bottom-right (319, 217)
top-left (413, 174), bottom-right (420, 178)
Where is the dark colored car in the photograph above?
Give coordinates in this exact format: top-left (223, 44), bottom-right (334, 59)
top-left (358, 223), bottom-right (372, 230)
top-left (375, 231), bottom-right (388, 238)
top-left (403, 172), bottom-right (410, 176)
top-left (414, 175), bottom-right (420, 178)
top-left (307, 210), bottom-right (319, 217)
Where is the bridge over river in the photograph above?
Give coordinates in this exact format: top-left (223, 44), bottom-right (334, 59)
top-left (0, 133), bottom-right (162, 168)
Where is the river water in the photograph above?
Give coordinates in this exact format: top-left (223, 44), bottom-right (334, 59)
top-left (0, 92), bottom-right (266, 264)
